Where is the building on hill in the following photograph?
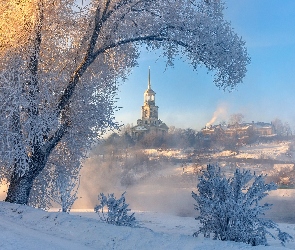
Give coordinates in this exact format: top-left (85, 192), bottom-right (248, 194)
top-left (252, 122), bottom-right (273, 136)
top-left (202, 121), bottom-right (274, 138)
top-left (131, 69), bottom-right (168, 140)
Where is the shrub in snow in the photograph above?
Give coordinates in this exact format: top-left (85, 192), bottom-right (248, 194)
top-left (192, 164), bottom-right (292, 246)
top-left (94, 192), bottom-right (138, 227)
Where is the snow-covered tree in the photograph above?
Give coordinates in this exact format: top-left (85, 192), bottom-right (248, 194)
top-left (272, 118), bottom-right (292, 137)
top-left (0, 0), bottom-right (249, 205)
top-left (94, 192), bottom-right (138, 227)
top-left (228, 113), bottom-right (244, 126)
top-left (49, 164), bottom-right (81, 213)
top-left (192, 165), bottom-right (292, 246)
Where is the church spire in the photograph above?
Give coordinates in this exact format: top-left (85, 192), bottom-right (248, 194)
top-left (148, 67), bottom-right (151, 89)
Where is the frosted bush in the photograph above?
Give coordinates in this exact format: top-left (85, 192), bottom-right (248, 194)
top-left (192, 164), bottom-right (292, 246)
top-left (94, 192), bottom-right (138, 227)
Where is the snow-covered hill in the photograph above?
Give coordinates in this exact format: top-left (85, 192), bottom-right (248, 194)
top-left (0, 202), bottom-right (294, 250)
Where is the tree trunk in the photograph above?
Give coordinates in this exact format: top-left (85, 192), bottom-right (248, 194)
top-left (5, 152), bottom-right (47, 205)
top-left (5, 171), bottom-right (36, 205)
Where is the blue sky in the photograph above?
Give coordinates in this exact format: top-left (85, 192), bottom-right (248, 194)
top-left (115, 0), bottom-right (295, 131)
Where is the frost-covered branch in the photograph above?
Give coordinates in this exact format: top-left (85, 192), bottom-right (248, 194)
top-left (0, 0), bottom-right (249, 205)
top-left (45, 123), bottom-right (69, 156)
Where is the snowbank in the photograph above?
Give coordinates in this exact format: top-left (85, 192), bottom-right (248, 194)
top-left (0, 202), bottom-right (294, 249)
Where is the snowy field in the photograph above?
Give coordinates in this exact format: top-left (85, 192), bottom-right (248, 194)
top-left (234, 142), bottom-right (292, 161)
top-left (0, 201), bottom-right (294, 250)
top-left (1, 142), bottom-right (295, 249)
top-left (144, 142), bottom-right (293, 161)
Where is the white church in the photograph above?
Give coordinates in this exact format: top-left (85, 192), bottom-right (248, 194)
top-left (131, 69), bottom-right (168, 139)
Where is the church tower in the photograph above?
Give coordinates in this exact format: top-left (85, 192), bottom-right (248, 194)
top-left (141, 68), bottom-right (159, 124)
top-left (131, 68), bottom-right (168, 139)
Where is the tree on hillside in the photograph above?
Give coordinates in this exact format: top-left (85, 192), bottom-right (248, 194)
top-left (164, 127), bottom-right (197, 149)
top-left (272, 118), bottom-right (284, 136)
top-left (0, 0), bottom-right (249, 205)
top-left (283, 122), bottom-right (292, 137)
top-left (272, 118), bottom-right (292, 137)
top-left (182, 129), bottom-right (197, 148)
top-left (228, 113), bottom-right (244, 126)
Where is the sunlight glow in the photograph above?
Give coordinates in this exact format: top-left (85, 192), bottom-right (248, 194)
top-left (0, 0), bottom-right (37, 53)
